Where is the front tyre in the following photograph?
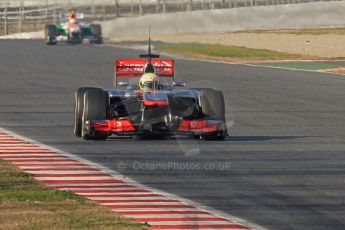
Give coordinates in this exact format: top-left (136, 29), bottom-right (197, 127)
top-left (199, 89), bottom-right (227, 141)
top-left (44, 25), bottom-right (57, 45)
top-left (74, 87), bottom-right (98, 137)
top-left (82, 88), bottom-right (109, 140)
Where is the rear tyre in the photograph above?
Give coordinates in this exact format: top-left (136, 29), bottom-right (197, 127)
top-left (74, 87), bottom-right (97, 137)
top-left (44, 25), bottom-right (57, 45)
top-left (199, 89), bottom-right (227, 141)
top-left (90, 24), bottom-right (103, 44)
top-left (82, 88), bottom-right (109, 140)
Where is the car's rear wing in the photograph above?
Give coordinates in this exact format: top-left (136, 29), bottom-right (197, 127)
top-left (114, 59), bottom-right (174, 87)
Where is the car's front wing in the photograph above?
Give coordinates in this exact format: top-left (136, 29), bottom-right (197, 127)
top-left (85, 118), bottom-right (225, 137)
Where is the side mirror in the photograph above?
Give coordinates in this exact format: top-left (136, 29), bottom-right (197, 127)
top-left (173, 81), bottom-right (186, 87)
top-left (118, 81), bottom-right (129, 87)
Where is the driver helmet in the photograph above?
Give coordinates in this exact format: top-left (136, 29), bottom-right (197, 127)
top-left (68, 9), bottom-right (78, 24)
top-left (139, 73), bottom-right (160, 92)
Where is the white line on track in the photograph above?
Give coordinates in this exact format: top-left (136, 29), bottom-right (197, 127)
top-left (45, 183), bottom-right (129, 186)
top-left (2, 157), bottom-right (73, 160)
top-left (60, 187), bottom-right (144, 191)
top-left (89, 197), bottom-right (174, 201)
top-left (34, 176), bottom-right (116, 180)
top-left (0, 149), bottom-right (54, 152)
top-left (124, 214), bottom-right (214, 218)
top-left (0, 154), bottom-right (60, 157)
top-left (24, 170), bottom-right (105, 174)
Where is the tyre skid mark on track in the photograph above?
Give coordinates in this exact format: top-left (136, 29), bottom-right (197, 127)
top-left (0, 129), bottom-right (256, 230)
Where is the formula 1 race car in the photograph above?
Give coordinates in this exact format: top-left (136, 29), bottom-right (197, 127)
top-left (44, 9), bottom-right (102, 45)
top-left (74, 41), bottom-right (227, 141)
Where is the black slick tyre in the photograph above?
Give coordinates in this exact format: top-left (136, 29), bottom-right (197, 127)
top-left (81, 88), bottom-right (108, 140)
top-left (198, 89), bottom-right (227, 141)
top-left (74, 87), bottom-right (98, 137)
top-left (44, 25), bottom-right (57, 45)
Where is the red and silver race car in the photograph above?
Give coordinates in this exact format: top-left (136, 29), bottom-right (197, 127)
top-left (74, 42), bottom-right (227, 140)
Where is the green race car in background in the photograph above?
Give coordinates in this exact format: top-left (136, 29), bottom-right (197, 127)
top-left (44, 10), bottom-right (103, 45)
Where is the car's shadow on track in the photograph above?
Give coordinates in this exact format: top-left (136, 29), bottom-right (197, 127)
top-left (102, 135), bottom-right (311, 142)
top-left (226, 135), bottom-right (311, 142)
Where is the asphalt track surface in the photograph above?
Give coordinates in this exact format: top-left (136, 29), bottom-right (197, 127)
top-left (0, 40), bottom-right (345, 230)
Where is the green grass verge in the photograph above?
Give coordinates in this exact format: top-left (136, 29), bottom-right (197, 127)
top-left (0, 159), bottom-right (149, 230)
top-left (155, 42), bottom-right (308, 61)
top-left (258, 61), bottom-right (342, 71)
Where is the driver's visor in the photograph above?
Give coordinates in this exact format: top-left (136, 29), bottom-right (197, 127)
top-left (140, 82), bottom-right (159, 91)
